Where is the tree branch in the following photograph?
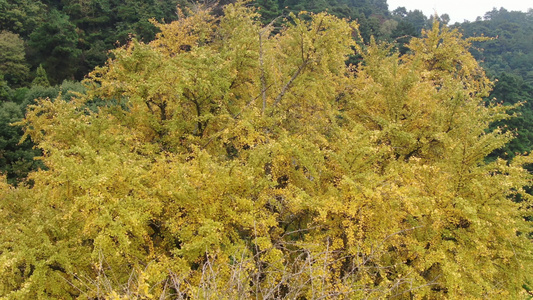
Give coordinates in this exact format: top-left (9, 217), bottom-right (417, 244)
top-left (272, 60), bottom-right (308, 107)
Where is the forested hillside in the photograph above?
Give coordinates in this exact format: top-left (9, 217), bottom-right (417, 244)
top-left (1, 0), bottom-right (533, 299)
top-left (459, 8), bottom-right (533, 159)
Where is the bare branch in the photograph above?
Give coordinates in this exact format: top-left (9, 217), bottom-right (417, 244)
top-left (272, 60), bottom-right (308, 107)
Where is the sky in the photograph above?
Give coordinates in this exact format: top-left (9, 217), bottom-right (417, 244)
top-left (387, 0), bottom-right (533, 23)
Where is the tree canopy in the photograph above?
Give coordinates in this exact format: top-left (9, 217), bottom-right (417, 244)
top-left (0, 30), bottom-right (29, 86)
top-left (0, 2), bottom-right (532, 299)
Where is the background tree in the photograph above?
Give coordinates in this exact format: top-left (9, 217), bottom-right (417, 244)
top-left (0, 30), bottom-right (29, 87)
top-left (27, 10), bottom-right (81, 84)
top-left (0, 0), bottom-right (46, 37)
top-left (460, 9), bottom-right (533, 159)
top-left (31, 64), bottom-right (50, 87)
top-left (0, 101), bottom-right (43, 185)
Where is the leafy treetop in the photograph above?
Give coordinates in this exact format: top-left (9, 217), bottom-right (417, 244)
top-left (1, 2), bottom-right (532, 299)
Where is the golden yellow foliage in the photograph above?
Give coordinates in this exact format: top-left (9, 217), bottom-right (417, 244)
top-left (1, 2), bottom-right (531, 299)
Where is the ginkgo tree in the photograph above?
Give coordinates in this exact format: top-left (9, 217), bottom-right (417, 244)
top-left (1, 1), bottom-right (532, 299)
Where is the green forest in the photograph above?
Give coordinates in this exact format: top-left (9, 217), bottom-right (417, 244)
top-left (1, 0), bottom-right (532, 298)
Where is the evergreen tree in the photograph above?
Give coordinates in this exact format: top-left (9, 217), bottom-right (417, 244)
top-left (27, 10), bottom-right (81, 84)
top-left (31, 64), bottom-right (50, 87)
top-left (0, 30), bottom-right (29, 86)
top-left (0, 101), bottom-right (43, 185)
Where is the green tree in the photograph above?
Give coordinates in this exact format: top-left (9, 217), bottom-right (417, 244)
top-left (0, 30), bottom-right (29, 86)
top-left (31, 64), bottom-right (50, 87)
top-left (253, 0), bottom-right (281, 23)
top-left (487, 72), bottom-right (533, 160)
top-left (0, 0), bottom-right (46, 37)
top-left (0, 74), bottom-right (10, 101)
top-left (0, 79), bottom-right (85, 185)
top-left (1, 3), bottom-right (531, 299)
top-left (0, 101), bottom-right (43, 185)
top-left (27, 10), bottom-right (81, 84)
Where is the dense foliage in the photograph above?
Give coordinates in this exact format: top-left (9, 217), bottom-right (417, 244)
top-left (1, 2), bottom-right (532, 298)
top-left (1, 0), bottom-right (189, 84)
